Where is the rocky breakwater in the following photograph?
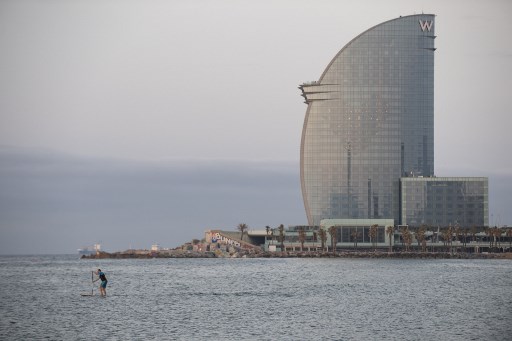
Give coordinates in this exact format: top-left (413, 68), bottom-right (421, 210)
top-left (81, 250), bottom-right (217, 259)
top-left (82, 249), bottom-right (512, 259)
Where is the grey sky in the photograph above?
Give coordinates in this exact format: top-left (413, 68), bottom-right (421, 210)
top-left (1, 0), bottom-right (511, 254)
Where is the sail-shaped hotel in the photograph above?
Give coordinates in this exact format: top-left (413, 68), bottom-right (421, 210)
top-left (299, 15), bottom-right (488, 229)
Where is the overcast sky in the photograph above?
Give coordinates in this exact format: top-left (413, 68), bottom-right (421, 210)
top-left (1, 0), bottom-right (511, 254)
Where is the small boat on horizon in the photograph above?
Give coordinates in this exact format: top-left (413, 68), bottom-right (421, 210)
top-left (77, 243), bottom-right (101, 256)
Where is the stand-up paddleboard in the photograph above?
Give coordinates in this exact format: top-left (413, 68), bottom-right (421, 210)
top-left (81, 271), bottom-right (94, 296)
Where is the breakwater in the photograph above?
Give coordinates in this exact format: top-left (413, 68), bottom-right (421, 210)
top-left (82, 250), bottom-right (512, 260)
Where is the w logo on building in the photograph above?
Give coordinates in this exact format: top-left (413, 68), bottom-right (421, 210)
top-left (419, 20), bottom-right (434, 32)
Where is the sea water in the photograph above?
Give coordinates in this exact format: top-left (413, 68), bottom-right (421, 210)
top-left (0, 255), bottom-right (511, 340)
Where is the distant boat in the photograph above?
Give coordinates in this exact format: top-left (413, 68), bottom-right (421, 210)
top-left (78, 243), bottom-right (101, 256)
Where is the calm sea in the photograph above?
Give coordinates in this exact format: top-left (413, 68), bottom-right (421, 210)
top-left (0, 255), bottom-right (511, 340)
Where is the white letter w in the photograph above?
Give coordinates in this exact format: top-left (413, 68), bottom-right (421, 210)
top-left (419, 20), bottom-right (433, 32)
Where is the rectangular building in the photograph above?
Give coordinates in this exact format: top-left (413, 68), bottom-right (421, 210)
top-left (400, 177), bottom-right (488, 227)
top-left (321, 219), bottom-right (394, 248)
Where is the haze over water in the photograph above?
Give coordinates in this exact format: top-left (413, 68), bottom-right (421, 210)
top-left (1, 255), bottom-right (510, 340)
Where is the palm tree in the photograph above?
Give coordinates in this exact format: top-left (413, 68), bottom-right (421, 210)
top-left (470, 226), bottom-right (478, 253)
top-left (429, 225), bottom-right (436, 252)
top-left (463, 227), bottom-right (469, 252)
top-left (485, 227), bottom-right (493, 250)
top-left (454, 225), bottom-right (461, 252)
top-left (400, 226), bottom-right (408, 249)
top-left (414, 226), bottom-right (421, 250)
top-left (369, 224), bottom-right (378, 251)
top-left (318, 228), bottom-right (327, 251)
top-left (447, 225), bottom-right (454, 254)
top-left (351, 229), bottom-right (360, 249)
top-left (407, 230), bottom-right (413, 252)
top-left (449, 225), bottom-right (454, 254)
top-left (237, 223), bottom-right (248, 241)
top-left (493, 227), bottom-right (501, 252)
top-left (328, 226), bottom-right (338, 254)
top-left (386, 225), bottom-right (394, 253)
top-left (416, 226), bottom-right (426, 252)
top-left (265, 225), bottom-right (270, 246)
top-left (298, 227), bottom-right (306, 252)
top-left (278, 224), bottom-right (285, 252)
top-left (441, 228), bottom-right (448, 251)
top-left (403, 228), bottom-right (412, 252)
top-left (442, 227), bottom-right (452, 253)
top-left (471, 226), bottom-right (477, 243)
top-left (400, 226), bottom-right (407, 251)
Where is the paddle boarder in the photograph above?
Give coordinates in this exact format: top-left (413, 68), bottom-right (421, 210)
top-left (93, 269), bottom-right (108, 297)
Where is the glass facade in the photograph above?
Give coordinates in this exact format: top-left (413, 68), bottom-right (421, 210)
top-left (321, 219), bottom-right (394, 246)
top-left (400, 177), bottom-right (489, 227)
top-left (338, 226), bottom-right (385, 243)
top-left (300, 14), bottom-right (436, 226)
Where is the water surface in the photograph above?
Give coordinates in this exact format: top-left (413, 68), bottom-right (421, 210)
top-left (0, 255), bottom-right (510, 340)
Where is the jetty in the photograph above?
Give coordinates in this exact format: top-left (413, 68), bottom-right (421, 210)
top-left (82, 249), bottom-right (512, 260)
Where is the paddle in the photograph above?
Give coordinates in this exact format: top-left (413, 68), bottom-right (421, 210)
top-left (80, 271), bottom-right (95, 296)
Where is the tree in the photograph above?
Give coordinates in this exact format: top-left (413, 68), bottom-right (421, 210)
top-left (400, 226), bottom-right (408, 251)
top-left (448, 225), bottom-right (454, 254)
top-left (398, 226), bottom-right (413, 252)
top-left (386, 225), bottom-right (394, 253)
top-left (493, 227), bottom-right (501, 252)
top-left (404, 228), bottom-right (412, 252)
top-left (369, 224), bottom-right (378, 251)
top-left (485, 227), bottom-right (493, 250)
top-left (318, 228), bottom-right (327, 251)
top-left (454, 225), bottom-right (461, 252)
top-left (441, 227), bottom-right (452, 253)
top-left (278, 224), bottom-right (285, 252)
top-left (462, 227), bottom-right (469, 252)
top-left (416, 226), bottom-right (426, 252)
top-left (265, 226), bottom-right (271, 246)
top-left (400, 226), bottom-right (407, 248)
top-left (298, 227), bottom-right (306, 252)
top-left (470, 226), bottom-right (477, 243)
top-left (328, 226), bottom-right (338, 254)
top-left (351, 229), bottom-right (360, 249)
top-left (237, 223), bottom-right (248, 241)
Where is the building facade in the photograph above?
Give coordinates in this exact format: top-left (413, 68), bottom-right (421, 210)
top-left (300, 14), bottom-right (436, 226)
top-left (400, 177), bottom-right (489, 227)
top-left (321, 219), bottom-right (394, 248)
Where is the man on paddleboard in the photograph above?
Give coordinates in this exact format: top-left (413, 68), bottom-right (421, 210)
top-left (93, 269), bottom-right (108, 297)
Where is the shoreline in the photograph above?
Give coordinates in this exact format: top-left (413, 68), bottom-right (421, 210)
top-left (82, 250), bottom-right (512, 260)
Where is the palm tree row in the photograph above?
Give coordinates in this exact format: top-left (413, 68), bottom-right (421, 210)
top-left (243, 223), bottom-right (512, 253)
